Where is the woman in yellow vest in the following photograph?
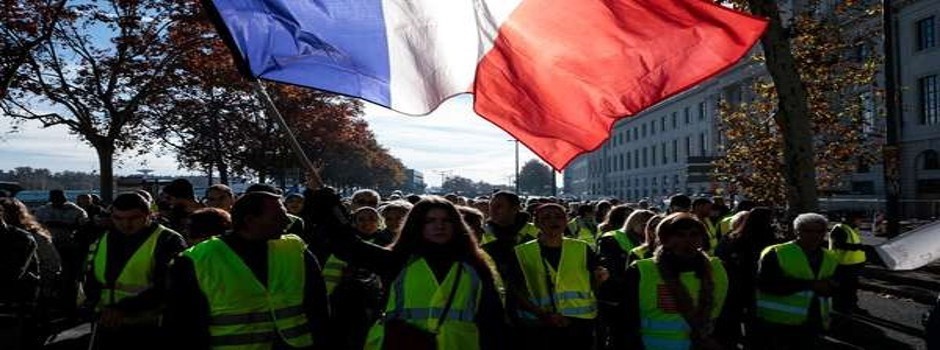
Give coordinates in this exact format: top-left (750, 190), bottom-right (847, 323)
top-left (713, 207), bottom-right (776, 349)
top-left (318, 194), bottom-right (508, 350)
top-left (508, 203), bottom-right (608, 350)
top-left (611, 212), bottom-right (728, 350)
top-left (755, 213), bottom-right (837, 350)
top-left (628, 215), bottom-right (664, 262)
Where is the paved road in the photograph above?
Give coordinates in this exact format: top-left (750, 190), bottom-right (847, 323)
top-left (826, 290), bottom-right (930, 350)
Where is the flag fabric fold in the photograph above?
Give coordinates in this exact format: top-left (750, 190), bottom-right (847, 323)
top-left (206, 0), bottom-right (767, 170)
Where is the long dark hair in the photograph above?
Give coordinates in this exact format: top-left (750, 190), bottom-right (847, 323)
top-left (391, 196), bottom-right (496, 284)
top-left (731, 207), bottom-right (776, 249)
top-left (598, 205), bottom-right (633, 233)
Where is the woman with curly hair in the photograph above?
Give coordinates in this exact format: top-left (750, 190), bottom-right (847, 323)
top-left (0, 197), bottom-right (62, 300)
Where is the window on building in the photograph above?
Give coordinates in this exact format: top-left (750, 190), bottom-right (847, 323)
top-left (651, 120), bottom-right (656, 135)
top-left (919, 75), bottom-right (939, 125)
top-left (684, 107), bottom-right (691, 124)
top-left (651, 147), bottom-right (657, 166)
top-left (672, 139), bottom-right (678, 163)
top-left (674, 175), bottom-right (680, 191)
top-left (924, 150), bottom-right (939, 170)
top-left (698, 101), bottom-right (707, 121)
top-left (642, 124), bottom-right (647, 138)
top-left (661, 143), bottom-right (667, 164)
top-left (699, 132), bottom-right (707, 156)
top-left (917, 16), bottom-right (936, 51)
top-left (634, 128), bottom-right (639, 140)
top-left (634, 149), bottom-right (640, 169)
top-left (672, 112), bottom-right (678, 128)
top-left (857, 159), bottom-right (870, 173)
top-left (643, 147), bottom-right (648, 168)
top-left (661, 116), bottom-right (666, 132)
top-left (685, 136), bottom-right (692, 158)
top-left (626, 130), bottom-right (631, 142)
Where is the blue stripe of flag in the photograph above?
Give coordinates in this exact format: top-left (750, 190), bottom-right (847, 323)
top-left (211, 0), bottom-right (391, 106)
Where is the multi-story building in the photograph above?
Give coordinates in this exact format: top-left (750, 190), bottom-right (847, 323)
top-left (403, 168), bottom-right (426, 194)
top-left (896, 0), bottom-right (940, 218)
top-left (564, 0), bottom-right (940, 218)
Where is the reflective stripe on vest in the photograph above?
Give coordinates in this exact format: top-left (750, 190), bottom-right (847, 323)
top-left (322, 255), bottom-right (347, 296)
top-left (184, 235), bottom-right (313, 349)
top-left (830, 224), bottom-right (866, 265)
top-left (757, 242), bottom-right (837, 327)
top-left (365, 258), bottom-right (482, 350)
top-left (514, 238), bottom-right (597, 320)
top-left (636, 257), bottom-right (728, 350)
top-left (92, 225), bottom-right (165, 308)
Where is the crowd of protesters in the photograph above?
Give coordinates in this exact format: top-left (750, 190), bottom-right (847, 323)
top-left (0, 172), bottom-right (895, 350)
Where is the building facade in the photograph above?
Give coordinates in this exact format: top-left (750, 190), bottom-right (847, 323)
top-left (896, 0), bottom-right (940, 218)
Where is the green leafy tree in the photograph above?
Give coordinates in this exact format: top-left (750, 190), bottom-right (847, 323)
top-left (518, 159), bottom-right (553, 196)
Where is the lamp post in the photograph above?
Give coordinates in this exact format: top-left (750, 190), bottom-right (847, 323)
top-left (508, 139), bottom-right (519, 193)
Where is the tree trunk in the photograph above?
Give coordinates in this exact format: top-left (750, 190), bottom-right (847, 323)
top-left (95, 143), bottom-right (115, 204)
top-left (219, 163), bottom-right (229, 185)
top-left (748, 0), bottom-right (818, 215)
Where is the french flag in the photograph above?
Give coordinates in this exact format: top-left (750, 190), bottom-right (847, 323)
top-left (206, 0), bottom-right (767, 170)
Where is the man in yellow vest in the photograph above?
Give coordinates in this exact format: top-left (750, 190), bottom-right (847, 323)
top-left (508, 203), bottom-right (608, 350)
top-left (829, 213), bottom-right (868, 314)
top-left (83, 192), bottom-right (186, 349)
top-left (691, 198), bottom-right (719, 255)
top-left (165, 191), bottom-right (330, 349)
top-left (755, 213), bottom-right (837, 350)
top-left (567, 203), bottom-right (598, 246)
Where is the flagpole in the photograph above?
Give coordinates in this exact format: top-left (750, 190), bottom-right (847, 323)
top-left (252, 79), bottom-right (322, 186)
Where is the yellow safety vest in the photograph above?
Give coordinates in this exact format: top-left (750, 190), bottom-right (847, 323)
top-left (631, 245), bottom-right (652, 261)
top-left (91, 225), bottom-right (166, 310)
top-left (514, 238), bottom-right (597, 320)
top-left (322, 254), bottom-right (348, 296)
top-left (184, 234), bottom-right (313, 349)
top-left (600, 230), bottom-right (637, 254)
top-left (567, 218), bottom-right (597, 246)
top-left (365, 258), bottom-right (482, 350)
top-left (636, 257), bottom-right (728, 350)
top-left (718, 216), bottom-right (733, 237)
top-left (702, 217), bottom-right (718, 255)
top-left (829, 224), bottom-right (866, 265)
top-left (480, 222), bottom-right (539, 245)
top-left (757, 242), bottom-right (837, 328)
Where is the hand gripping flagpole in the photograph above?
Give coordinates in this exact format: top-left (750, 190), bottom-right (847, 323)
top-left (252, 79), bottom-right (323, 187)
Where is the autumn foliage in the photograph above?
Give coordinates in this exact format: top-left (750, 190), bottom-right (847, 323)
top-left (714, 1), bottom-right (883, 205)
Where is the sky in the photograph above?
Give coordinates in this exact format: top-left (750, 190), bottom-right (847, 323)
top-left (0, 94), bottom-right (548, 187)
